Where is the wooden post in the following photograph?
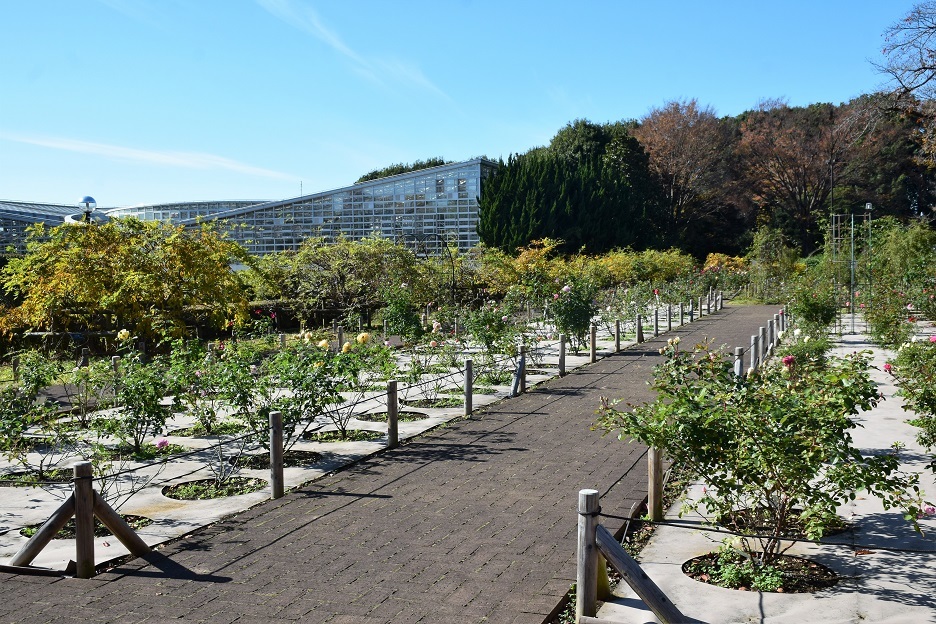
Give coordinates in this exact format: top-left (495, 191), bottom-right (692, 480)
top-left (706, 294), bottom-right (711, 315)
top-left (667, 304), bottom-right (672, 332)
top-left (558, 334), bottom-right (566, 377)
top-left (679, 302), bottom-right (684, 326)
top-left (689, 301), bottom-right (694, 322)
top-left (614, 320), bottom-right (621, 352)
top-left (111, 355), bottom-right (120, 373)
top-left (774, 313), bottom-right (781, 341)
top-left (589, 324), bottom-right (597, 364)
top-left (9, 494), bottom-right (76, 566)
top-left (464, 359), bottom-right (473, 417)
top-left (648, 447), bottom-right (663, 522)
top-left (576, 489), bottom-right (600, 622)
top-left (383, 319), bottom-right (389, 339)
top-left (759, 326), bottom-right (767, 362)
top-left (337, 326), bottom-right (344, 350)
top-left (279, 333), bottom-right (286, 349)
top-left (734, 347), bottom-right (744, 380)
top-left (751, 334), bottom-right (760, 372)
top-left (79, 347), bottom-right (90, 368)
top-left (74, 461), bottom-right (95, 579)
top-left (636, 315), bottom-right (644, 343)
top-left (92, 492), bottom-right (149, 556)
top-left (653, 308), bottom-right (659, 338)
top-left (595, 525), bottom-right (686, 623)
top-left (519, 345), bottom-right (526, 393)
top-left (698, 296), bottom-right (704, 318)
top-left (270, 410), bottom-right (284, 499)
top-left (387, 380), bottom-right (399, 449)
top-left (767, 320), bottom-right (775, 355)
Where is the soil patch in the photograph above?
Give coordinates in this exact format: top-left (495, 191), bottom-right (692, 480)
top-left (235, 449), bottom-right (322, 469)
top-left (683, 552), bottom-right (837, 593)
top-left (718, 507), bottom-right (850, 539)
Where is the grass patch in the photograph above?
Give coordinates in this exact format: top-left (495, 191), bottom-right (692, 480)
top-left (0, 468), bottom-right (74, 486)
top-left (167, 420), bottom-right (246, 437)
top-left (401, 397), bottom-right (463, 409)
top-left (356, 410), bottom-right (429, 422)
top-left (301, 429), bottom-right (383, 443)
top-left (20, 514), bottom-right (153, 539)
top-left (162, 477), bottom-right (266, 500)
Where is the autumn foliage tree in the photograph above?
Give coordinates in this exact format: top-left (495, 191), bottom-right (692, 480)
top-left (631, 99), bottom-right (734, 252)
top-left (0, 218), bottom-right (250, 342)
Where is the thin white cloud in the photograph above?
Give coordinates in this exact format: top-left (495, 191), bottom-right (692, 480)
top-left (257, 0), bottom-right (369, 68)
top-left (257, 0), bottom-right (449, 99)
top-left (1, 133), bottom-right (295, 181)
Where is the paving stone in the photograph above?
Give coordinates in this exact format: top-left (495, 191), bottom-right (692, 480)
top-left (0, 305), bottom-right (777, 622)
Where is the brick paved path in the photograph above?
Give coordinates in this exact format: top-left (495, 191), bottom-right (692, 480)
top-left (0, 305), bottom-right (779, 624)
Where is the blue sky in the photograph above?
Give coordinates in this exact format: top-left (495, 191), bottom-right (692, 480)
top-left (0, 0), bottom-right (918, 207)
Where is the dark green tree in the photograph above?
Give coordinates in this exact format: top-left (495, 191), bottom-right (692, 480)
top-left (478, 120), bottom-right (664, 254)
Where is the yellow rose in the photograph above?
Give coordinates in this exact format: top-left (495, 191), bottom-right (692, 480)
top-left (342, 342), bottom-right (352, 353)
top-left (356, 332), bottom-right (370, 344)
top-left (318, 339), bottom-right (330, 349)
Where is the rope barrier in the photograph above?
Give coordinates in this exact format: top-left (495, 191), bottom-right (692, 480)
top-left (596, 511), bottom-right (936, 555)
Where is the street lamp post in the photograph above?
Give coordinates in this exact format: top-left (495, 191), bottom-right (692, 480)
top-left (80, 196), bottom-right (97, 222)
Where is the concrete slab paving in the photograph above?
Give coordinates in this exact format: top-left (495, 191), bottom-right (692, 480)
top-left (597, 319), bottom-right (936, 624)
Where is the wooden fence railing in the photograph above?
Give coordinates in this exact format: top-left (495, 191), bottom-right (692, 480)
top-left (576, 488), bottom-right (685, 624)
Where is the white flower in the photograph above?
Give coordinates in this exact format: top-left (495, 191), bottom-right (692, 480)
top-left (793, 328), bottom-right (802, 338)
top-left (673, 336), bottom-right (680, 345)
